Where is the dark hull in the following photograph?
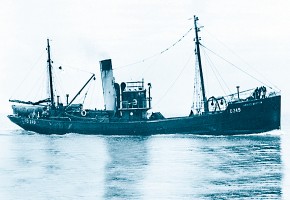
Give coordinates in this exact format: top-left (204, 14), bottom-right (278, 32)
top-left (8, 96), bottom-right (281, 135)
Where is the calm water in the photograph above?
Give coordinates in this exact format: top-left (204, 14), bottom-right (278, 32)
top-left (0, 116), bottom-right (289, 199)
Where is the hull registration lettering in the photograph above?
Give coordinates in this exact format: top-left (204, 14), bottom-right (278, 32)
top-left (230, 108), bottom-right (241, 114)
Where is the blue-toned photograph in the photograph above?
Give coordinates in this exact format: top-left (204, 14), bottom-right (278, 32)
top-left (0, 0), bottom-right (289, 199)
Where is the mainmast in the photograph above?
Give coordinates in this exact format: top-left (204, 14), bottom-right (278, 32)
top-left (194, 16), bottom-right (208, 113)
top-left (47, 39), bottom-right (55, 109)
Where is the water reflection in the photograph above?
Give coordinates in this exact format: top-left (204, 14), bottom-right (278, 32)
top-left (0, 131), bottom-right (109, 199)
top-left (104, 136), bottom-right (149, 199)
top-left (0, 131), bottom-right (283, 199)
top-left (142, 134), bottom-right (282, 199)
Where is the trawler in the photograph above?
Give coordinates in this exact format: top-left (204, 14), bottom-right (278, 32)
top-left (8, 16), bottom-right (281, 135)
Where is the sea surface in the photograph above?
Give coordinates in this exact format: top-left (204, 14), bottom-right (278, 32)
top-left (0, 115), bottom-right (289, 200)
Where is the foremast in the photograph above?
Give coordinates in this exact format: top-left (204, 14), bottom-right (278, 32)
top-left (194, 16), bottom-right (208, 113)
top-left (47, 39), bottom-right (55, 109)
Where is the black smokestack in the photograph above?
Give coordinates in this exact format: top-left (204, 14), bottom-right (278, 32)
top-left (100, 59), bottom-right (112, 71)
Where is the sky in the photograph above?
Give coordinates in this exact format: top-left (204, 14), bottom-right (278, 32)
top-left (1, 0), bottom-right (290, 118)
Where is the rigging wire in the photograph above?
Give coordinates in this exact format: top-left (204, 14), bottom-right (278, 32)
top-left (33, 74), bottom-right (47, 101)
top-left (81, 80), bottom-right (93, 105)
top-left (9, 50), bottom-right (47, 100)
top-left (52, 67), bottom-right (63, 96)
top-left (200, 44), bottom-right (276, 90)
top-left (87, 79), bottom-right (97, 109)
top-left (12, 61), bottom-right (47, 102)
top-left (114, 27), bottom-right (194, 70)
top-left (153, 51), bottom-right (194, 108)
top-left (203, 29), bottom-right (279, 90)
top-left (192, 55), bottom-right (202, 113)
top-left (201, 47), bottom-right (232, 95)
top-left (53, 61), bottom-right (95, 75)
top-left (136, 52), bottom-right (162, 80)
top-left (52, 64), bottom-right (96, 105)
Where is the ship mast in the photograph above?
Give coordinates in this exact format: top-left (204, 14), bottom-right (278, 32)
top-left (47, 39), bottom-right (55, 109)
top-left (194, 16), bottom-right (208, 113)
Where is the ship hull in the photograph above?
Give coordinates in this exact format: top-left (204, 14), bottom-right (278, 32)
top-left (8, 96), bottom-right (281, 135)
